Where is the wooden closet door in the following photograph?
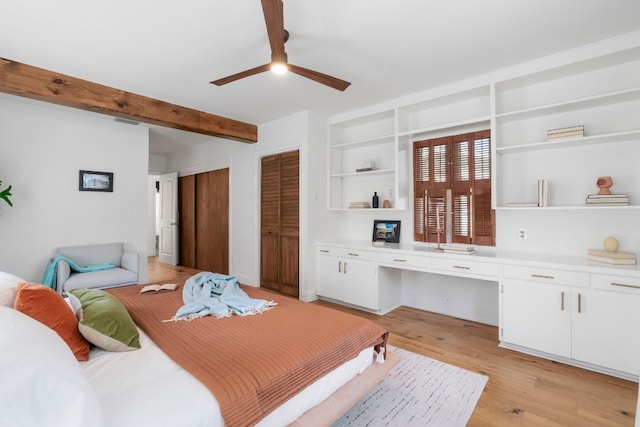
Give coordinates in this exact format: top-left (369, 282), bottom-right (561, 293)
top-left (178, 175), bottom-right (196, 268)
top-left (260, 150), bottom-right (299, 297)
top-left (207, 168), bottom-right (229, 274)
top-left (178, 169), bottom-right (229, 274)
top-left (279, 151), bottom-right (299, 296)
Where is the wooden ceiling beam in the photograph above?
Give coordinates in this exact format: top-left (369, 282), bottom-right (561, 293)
top-left (0, 58), bottom-right (257, 143)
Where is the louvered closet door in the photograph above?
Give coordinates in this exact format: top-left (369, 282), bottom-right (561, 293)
top-left (260, 150), bottom-right (299, 297)
top-left (260, 155), bottom-right (281, 292)
top-left (279, 151), bottom-right (300, 297)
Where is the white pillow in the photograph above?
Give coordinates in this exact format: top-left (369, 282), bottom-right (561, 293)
top-left (0, 306), bottom-right (104, 427)
top-left (0, 271), bottom-right (25, 307)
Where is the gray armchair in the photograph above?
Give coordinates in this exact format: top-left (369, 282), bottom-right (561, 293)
top-left (55, 242), bottom-right (139, 294)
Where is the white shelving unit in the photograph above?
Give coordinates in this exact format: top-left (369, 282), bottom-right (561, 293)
top-left (495, 46), bottom-right (640, 209)
top-left (327, 43), bottom-right (640, 213)
top-left (328, 110), bottom-right (397, 210)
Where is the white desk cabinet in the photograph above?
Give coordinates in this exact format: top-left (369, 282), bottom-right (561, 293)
top-left (573, 276), bottom-right (640, 375)
top-left (502, 278), bottom-right (572, 358)
top-left (316, 247), bottom-right (379, 310)
top-left (316, 240), bottom-right (640, 380)
top-left (502, 266), bottom-right (640, 379)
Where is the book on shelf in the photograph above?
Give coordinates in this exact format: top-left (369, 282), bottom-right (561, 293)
top-left (349, 201), bottom-right (371, 209)
top-left (548, 125), bottom-right (584, 134)
top-left (547, 125), bottom-right (584, 140)
top-left (139, 283), bottom-right (178, 294)
top-left (587, 249), bottom-right (636, 259)
top-left (547, 130), bottom-right (584, 140)
top-left (537, 179), bottom-right (548, 207)
top-left (585, 197), bottom-right (629, 204)
top-left (440, 244), bottom-right (475, 254)
top-left (443, 249), bottom-right (476, 255)
top-left (586, 193), bottom-right (627, 198)
top-left (587, 255), bottom-right (636, 265)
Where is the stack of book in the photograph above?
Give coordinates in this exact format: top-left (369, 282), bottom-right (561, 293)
top-left (349, 201), bottom-right (371, 209)
top-left (440, 244), bottom-right (475, 255)
top-left (585, 194), bottom-right (629, 206)
top-left (547, 125), bottom-right (584, 141)
top-left (587, 249), bottom-right (636, 265)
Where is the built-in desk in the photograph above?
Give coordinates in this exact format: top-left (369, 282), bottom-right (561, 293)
top-left (316, 240), bottom-right (640, 381)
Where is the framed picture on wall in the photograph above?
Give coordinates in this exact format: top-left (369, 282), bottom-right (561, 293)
top-left (372, 220), bottom-right (401, 244)
top-left (79, 170), bottom-right (114, 192)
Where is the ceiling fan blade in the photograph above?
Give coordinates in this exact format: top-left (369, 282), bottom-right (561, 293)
top-left (288, 64), bottom-right (351, 91)
top-left (261, 0), bottom-right (286, 62)
top-left (210, 64), bottom-right (271, 86)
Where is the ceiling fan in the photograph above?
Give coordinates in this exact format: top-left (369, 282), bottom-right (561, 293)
top-left (210, 0), bottom-right (351, 91)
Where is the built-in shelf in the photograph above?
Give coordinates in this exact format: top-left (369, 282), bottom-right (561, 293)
top-left (496, 87), bottom-right (640, 122)
top-left (496, 129), bottom-right (640, 154)
top-left (398, 116), bottom-right (491, 138)
top-left (331, 134), bottom-right (395, 150)
top-left (497, 205), bottom-right (640, 211)
top-left (330, 168), bottom-right (395, 179)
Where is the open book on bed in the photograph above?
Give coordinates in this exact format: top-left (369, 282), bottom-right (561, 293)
top-left (138, 283), bottom-right (178, 294)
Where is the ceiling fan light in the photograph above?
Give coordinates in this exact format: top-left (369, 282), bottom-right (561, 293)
top-left (270, 61), bottom-right (288, 75)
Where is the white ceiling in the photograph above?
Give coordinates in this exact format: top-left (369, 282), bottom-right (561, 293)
top-left (2, 0), bottom-right (640, 155)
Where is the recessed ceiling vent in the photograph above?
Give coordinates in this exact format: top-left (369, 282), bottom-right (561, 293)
top-left (114, 117), bottom-right (140, 126)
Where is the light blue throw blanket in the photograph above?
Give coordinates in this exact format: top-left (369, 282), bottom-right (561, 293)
top-left (171, 272), bottom-right (276, 321)
top-left (42, 254), bottom-right (115, 290)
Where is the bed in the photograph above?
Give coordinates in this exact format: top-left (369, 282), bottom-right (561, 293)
top-left (0, 272), bottom-right (396, 427)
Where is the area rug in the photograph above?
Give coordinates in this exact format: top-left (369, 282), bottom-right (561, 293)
top-left (333, 346), bottom-right (488, 426)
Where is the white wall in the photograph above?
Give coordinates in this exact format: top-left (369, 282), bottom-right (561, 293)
top-left (166, 111), bottom-right (315, 294)
top-left (0, 95), bottom-right (149, 283)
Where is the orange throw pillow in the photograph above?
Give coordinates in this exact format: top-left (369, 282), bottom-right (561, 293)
top-left (14, 282), bottom-right (90, 361)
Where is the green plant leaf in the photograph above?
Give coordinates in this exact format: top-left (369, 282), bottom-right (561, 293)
top-left (0, 182), bottom-right (12, 207)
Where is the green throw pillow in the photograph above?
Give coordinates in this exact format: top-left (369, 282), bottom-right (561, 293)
top-left (70, 289), bottom-right (141, 352)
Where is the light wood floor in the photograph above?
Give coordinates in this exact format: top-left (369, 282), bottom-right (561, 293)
top-left (145, 257), bottom-right (638, 426)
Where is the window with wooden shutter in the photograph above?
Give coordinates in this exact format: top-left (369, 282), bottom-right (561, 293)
top-left (413, 129), bottom-right (494, 246)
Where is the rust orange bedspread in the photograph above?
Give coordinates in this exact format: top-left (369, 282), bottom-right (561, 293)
top-left (108, 277), bottom-right (388, 427)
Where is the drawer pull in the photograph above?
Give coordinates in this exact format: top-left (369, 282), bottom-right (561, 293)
top-left (453, 265), bottom-right (470, 270)
top-left (347, 252), bottom-right (360, 257)
top-left (611, 282), bottom-right (640, 290)
top-left (393, 259), bottom-right (407, 262)
top-left (319, 249), bottom-right (329, 253)
top-left (531, 274), bottom-right (555, 280)
top-left (578, 293), bottom-right (582, 314)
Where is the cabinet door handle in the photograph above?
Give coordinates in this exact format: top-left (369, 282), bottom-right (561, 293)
top-left (347, 252), bottom-right (360, 257)
top-left (561, 291), bottom-right (565, 311)
top-left (577, 293), bottom-right (582, 314)
top-left (453, 265), bottom-right (470, 270)
top-left (344, 262), bottom-right (348, 274)
top-left (338, 261), bottom-right (342, 273)
top-left (611, 282), bottom-right (640, 290)
top-left (531, 274), bottom-right (555, 280)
